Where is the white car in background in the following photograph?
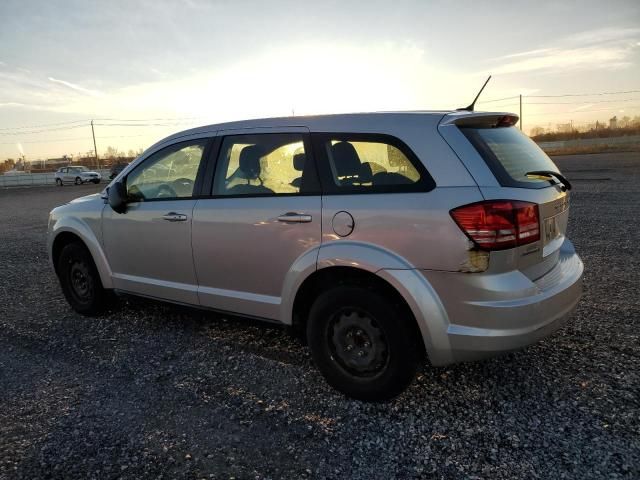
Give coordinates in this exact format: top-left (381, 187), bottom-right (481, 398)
top-left (55, 166), bottom-right (102, 186)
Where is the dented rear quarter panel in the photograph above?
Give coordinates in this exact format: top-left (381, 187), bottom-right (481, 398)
top-left (319, 187), bottom-right (485, 272)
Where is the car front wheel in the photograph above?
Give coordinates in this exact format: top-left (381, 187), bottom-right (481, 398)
top-left (307, 286), bottom-right (421, 401)
top-left (57, 242), bottom-right (110, 315)
top-left (75, 177), bottom-right (82, 185)
top-left (55, 178), bottom-right (63, 186)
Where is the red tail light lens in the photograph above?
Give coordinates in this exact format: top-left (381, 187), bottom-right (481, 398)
top-left (450, 200), bottom-right (540, 250)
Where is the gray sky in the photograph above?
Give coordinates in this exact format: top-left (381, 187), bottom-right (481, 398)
top-left (1, 0), bottom-right (639, 158)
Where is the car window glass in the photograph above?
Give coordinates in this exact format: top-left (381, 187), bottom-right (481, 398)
top-left (213, 134), bottom-right (307, 196)
top-left (324, 139), bottom-right (421, 188)
top-left (126, 141), bottom-right (206, 201)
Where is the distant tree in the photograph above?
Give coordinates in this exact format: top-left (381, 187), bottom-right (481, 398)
top-left (529, 126), bottom-right (545, 137)
top-left (0, 158), bottom-right (16, 174)
top-left (104, 146), bottom-right (119, 159)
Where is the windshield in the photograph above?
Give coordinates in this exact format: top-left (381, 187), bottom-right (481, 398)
top-left (461, 126), bottom-right (560, 188)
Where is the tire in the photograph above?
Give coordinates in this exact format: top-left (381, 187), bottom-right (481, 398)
top-left (307, 286), bottom-right (420, 401)
top-left (56, 242), bottom-right (110, 315)
top-left (55, 178), bottom-right (63, 186)
top-left (75, 177), bottom-right (82, 185)
top-left (92, 179), bottom-right (100, 184)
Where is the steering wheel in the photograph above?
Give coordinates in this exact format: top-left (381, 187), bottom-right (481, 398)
top-left (156, 184), bottom-right (177, 198)
top-left (172, 177), bottom-right (194, 196)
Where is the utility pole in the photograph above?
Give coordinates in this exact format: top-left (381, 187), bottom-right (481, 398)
top-left (91, 120), bottom-right (100, 169)
top-left (519, 94), bottom-right (523, 132)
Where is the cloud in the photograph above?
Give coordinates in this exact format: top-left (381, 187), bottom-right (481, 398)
top-left (571, 104), bottom-right (594, 112)
top-left (565, 27), bottom-right (640, 45)
top-left (489, 27), bottom-right (639, 75)
top-left (494, 48), bottom-right (554, 60)
top-left (48, 77), bottom-right (103, 96)
top-left (490, 45), bottom-right (632, 75)
top-left (0, 102), bottom-right (28, 108)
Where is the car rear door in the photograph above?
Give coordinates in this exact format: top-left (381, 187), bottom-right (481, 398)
top-left (191, 127), bottom-right (322, 320)
top-left (102, 137), bottom-right (212, 304)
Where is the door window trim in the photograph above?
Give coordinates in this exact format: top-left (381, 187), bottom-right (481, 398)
top-left (122, 138), bottom-right (214, 203)
top-left (311, 132), bottom-right (436, 195)
top-left (207, 132), bottom-right (321, 198)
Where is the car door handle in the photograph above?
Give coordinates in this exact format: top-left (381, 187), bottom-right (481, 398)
top-left (162, 212), bottom-right (188, 222)
top-left (277, 212), bottom-right (312, 223)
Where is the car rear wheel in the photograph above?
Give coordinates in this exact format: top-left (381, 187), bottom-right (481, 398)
top-left (57, 242), bottom-right (111, 315)
top-left (55, 178), bottom-right (63, 186)
top-left (307, 286), bottom-right (420, 401)
top-left (75, 177), bottom-right (82, 185)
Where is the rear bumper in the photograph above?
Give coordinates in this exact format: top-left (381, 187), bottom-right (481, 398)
top-left (419, 238), bottom-right (583, 364)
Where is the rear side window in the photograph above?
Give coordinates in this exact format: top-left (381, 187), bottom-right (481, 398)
top-left (212, 133), bottom-right (318, 196)
top-left (316, 134), bottom-right (434, 194)
top-left (461, 126), bottom-right (560, 188)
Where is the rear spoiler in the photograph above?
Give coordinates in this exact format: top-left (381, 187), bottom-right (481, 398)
top-left (439, 112), bottom-right (519, 128)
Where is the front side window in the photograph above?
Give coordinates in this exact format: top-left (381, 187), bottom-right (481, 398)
top-left (213, 133), bottom-right (311, 196)
top-left (318, 135), bottom-right (433, 193)
top-left (126, 141), bottom-right (206, 201)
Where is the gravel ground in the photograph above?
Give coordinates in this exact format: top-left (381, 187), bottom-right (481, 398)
top-left (0, 152), bottom-right (638, 479)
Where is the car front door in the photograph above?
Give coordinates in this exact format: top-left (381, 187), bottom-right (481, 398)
top-left (192, 128), bottom-right (322, 320)
top-left (102, 138), bottom-right (212, 304)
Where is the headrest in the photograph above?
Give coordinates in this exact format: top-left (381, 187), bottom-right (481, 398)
top-left (293, 153), bottom-right (306, 172)
top-left (239, 145), bottom-right (263, 180)
top-left (358, 162), bottom-right (373, 184)
top-left (331, 142), bottom-right (361, 177)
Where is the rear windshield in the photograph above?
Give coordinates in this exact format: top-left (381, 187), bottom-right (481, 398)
top-left (461, 126), bottom-right (560, 188)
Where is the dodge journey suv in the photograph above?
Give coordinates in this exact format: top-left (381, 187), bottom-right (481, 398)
top-left (48, 111), bottom-right (583, 400)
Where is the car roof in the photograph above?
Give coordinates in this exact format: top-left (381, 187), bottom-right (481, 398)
top-left (147, 110), bottom-right (518, 154)
top-left (149, 111), bottom-right (447, 148)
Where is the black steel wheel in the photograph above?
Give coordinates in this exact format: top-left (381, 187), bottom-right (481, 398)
top-left (57, 242), bottom-right (111, 315)
top-left (307, 286), bottom-right (420, 401)
top-left (75, 177), bottom-right (82, 185)
top-left (328, 308), bottom-right (389, 377)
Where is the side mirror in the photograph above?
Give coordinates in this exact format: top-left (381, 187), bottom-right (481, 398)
top-left (108, 181), bottom-right (127, 214)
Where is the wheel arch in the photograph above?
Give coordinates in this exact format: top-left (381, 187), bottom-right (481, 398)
top-left (49, 220), bottom-right (113, 289)
top-left (282, 240), bottom-right (453, 365)
top-left (290, 265), bottom-right (433, 361)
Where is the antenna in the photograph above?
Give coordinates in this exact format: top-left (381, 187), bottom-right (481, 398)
top-left (457, 75), bottom-right (492, 112)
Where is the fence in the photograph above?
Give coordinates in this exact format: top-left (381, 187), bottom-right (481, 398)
top-left (0, 169), bottom-right (111, 188)
top-left (536, 134), bottom-right (640, 150)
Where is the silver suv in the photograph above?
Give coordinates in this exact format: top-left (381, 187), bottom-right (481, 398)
top-left (48, 111), bottom-right (583, 400)
top-left (55, 166), bottom-right (102, 185)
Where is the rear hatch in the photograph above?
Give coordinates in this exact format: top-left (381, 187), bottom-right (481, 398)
top-left (439, 112), bottom-right (571, 280)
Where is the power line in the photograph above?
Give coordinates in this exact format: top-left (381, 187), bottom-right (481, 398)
top-left (0, 124), bottom-right (90, 136)
top-left (93, 122), bottom-right (196, 127)
top-left (476, 95), bottom-right (520, 104)
top-left (0, 134), bottom-right (147, 145)
top-left (524, 98), bottom-right (640, 105)
top-left (0, 116), bottom-right (204, 132)
top-left (528, 89), bottom-right (640, 98)
top-left (0, 119), bottom-right (90, 131)
top-left (525, 105), bottom-right (640, 116)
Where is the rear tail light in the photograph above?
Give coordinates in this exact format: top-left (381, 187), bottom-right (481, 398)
top-left (450, 200), bottom-right (540, 250)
